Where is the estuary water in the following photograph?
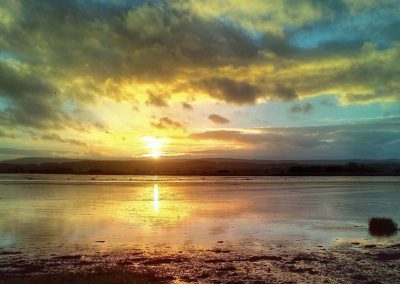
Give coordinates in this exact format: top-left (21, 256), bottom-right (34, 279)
top-left (0, 175), bottom-right (399, 253)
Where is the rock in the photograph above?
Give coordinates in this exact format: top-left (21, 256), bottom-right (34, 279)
top-left (368, 217), bottom-right (398, 236)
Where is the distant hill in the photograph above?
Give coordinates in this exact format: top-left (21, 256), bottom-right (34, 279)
top-left (0, 157), bottom-right (82, 165)
top-left (0, 157), bottom-right (399, 176)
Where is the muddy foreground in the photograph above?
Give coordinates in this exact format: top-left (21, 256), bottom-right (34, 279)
top-left (1, 240), bottom-right (399, 283)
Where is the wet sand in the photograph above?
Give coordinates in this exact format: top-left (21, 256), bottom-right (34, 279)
top-left (1, 240), bottom-right (400, 283)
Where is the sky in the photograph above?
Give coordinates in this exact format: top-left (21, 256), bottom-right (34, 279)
top-left (0, 0), bottom-right (400, 160)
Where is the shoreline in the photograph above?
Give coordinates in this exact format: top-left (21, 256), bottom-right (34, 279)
top-left (1, 240), bottom-right (400, 283)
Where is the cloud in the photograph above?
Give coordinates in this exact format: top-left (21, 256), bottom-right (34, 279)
top-left (151, 117), bottom-right (185, 130)
top-left (189, 117), bottom-right (400, 159)
top-left (182, 102), bottom-right (193, 110)
top-left (40, 133), bottom-right (87, 147)
top-left (0, 60), bottom-right (65, 129)
top-left (146, 92), bottom-right (169, 107)
top-left (208, 114), bottom-right (230, 124)
top-left (0, 147), bottom-right (75, 160)
top-left (197, 77), bottom-right (261, 105)
top-left (1, 0), bottom-right (399, 111)
top-left (190, 130), bottom-right (264, 144)
top-left (0, 0), bottom-right (400, 160)
top-left (0, 129), bottom-right (16, 139)
top-left (172, 0), bottom-right (330, 35)
top-left (290, 103), bottom-right (313, 113)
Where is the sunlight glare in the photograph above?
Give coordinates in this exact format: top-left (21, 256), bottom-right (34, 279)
top-left (142, 137), bottom-right (167, 158)
top-left (153, 183), bottom-right (159, 212)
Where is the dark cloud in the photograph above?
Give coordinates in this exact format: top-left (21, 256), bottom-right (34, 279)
top-left (290, 103), bottom-right (313, 113)
top-left (0, 60), bottom-right (67, 129)
top-left (197, 77), bottom-right (261, 105)
top-left (146, 92), bottom-right (169, 107)
top-left (208, 114), bottom-right (230, 124)
top-left (273, 84), bottom-right (298, 101)
top-left (151, 117), bottom-right (184, 130)
top-left (182, 102), bottom-right (193, 110)
top-left (40, 133), bottom-right (87, 147)
top-left (0, 0), bottom-right (258, 130)
top-left (192, 77), bottom-right (299, 104)
top-left (1, 0), bottom-right (399, 111)
top-left (0, 1), bottom-right (258, 81)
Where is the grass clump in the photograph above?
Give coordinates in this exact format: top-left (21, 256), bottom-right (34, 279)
top-left (368, 217), bottom-right (398, 236)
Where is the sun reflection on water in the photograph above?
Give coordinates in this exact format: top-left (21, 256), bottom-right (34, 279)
top-left (111, 183), bottom-right (193, 227)
top-left (153, 183), bottom-right (159, 213)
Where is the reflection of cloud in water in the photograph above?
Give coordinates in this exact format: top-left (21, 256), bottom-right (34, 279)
top-left (2, 177), bottom-right (399, 250)
top-left (0, 182), bottom-right (249, 248)
top-left (0, 183), bottom-right (194, 247)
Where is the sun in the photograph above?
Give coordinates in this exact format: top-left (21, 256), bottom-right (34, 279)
top-left (142, 137), bottom-right (167, 158)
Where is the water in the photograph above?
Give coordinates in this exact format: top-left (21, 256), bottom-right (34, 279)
top-left (0, 175), bottom-right (399, 252)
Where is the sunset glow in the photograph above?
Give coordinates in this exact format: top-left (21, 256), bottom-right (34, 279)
top-left (1, 2), bottom-right (400, 282)
top-left (0, 0), bottom-right (399, 160)
top-left (142, 137), bottom-right (167, 158)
